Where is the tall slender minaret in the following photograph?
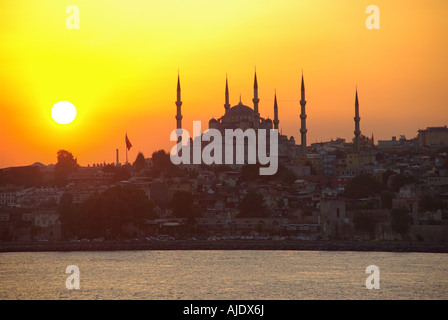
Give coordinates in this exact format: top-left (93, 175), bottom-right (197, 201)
top-left (224, 75), bottom-right (230, 113)
top-left (252, 70), bottom-right (260, 128)
top-left (273, 92), bottom-right (279, 130)
top-left (300, 72), bottom-right (307, 154)
top-left (354, 88), bottom-right (361, 153)
top-left (175, 73), bottom-right (182, 130)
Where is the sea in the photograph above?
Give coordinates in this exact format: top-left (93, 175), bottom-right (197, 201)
top-left (0, 250), bottom-right (447, 300)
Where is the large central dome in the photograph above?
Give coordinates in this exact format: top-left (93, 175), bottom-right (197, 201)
top-left (225, 101), bottom-right (254, 117)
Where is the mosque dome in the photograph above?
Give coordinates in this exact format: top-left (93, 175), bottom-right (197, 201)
top-left (225, 101), bottom-right (254, 117)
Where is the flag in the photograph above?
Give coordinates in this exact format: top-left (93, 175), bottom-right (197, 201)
top-left (125, 133), bottom-right (132, 150)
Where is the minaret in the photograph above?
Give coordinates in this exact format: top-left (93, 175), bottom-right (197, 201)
top-left (300, 72), bottom-right (307, 154)
top-left (273, 92), bottom-right (279, 130)
top-left (224, 75), bottom-right (230, 113)
top-left (371, 133), bottom-right (374, 146)
top-left (252, 70), bottom-right (260, 128)
top-left (354, 88), bottom-right (361, 153)
top-left (175, 73), bottom-right (182, 130)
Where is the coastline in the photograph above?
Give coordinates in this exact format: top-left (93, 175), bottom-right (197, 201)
top-left (1, 240), bottom-right (448, 253)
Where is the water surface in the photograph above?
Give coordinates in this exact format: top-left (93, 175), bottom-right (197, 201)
top-left (0, 250), bottom-right (446, 299)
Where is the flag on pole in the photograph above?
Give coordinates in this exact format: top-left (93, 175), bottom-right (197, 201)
top-left (125, 133), bottom-right (132, 150)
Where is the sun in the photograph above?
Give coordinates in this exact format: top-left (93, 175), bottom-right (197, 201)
top-left (51, 101), bottom-right (77, 125)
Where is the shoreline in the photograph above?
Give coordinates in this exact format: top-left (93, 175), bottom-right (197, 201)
top-left (1, 240), bottom-right (448, 253)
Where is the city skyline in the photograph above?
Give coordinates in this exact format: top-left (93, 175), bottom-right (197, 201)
top-left (1, 0), bottom-right (448, 169)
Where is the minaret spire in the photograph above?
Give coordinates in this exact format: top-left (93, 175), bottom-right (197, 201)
top-left (224, 74), bottom-right (230, 112)
top-left (252, 69), bottom-right (260, 128)
top-left (273, 91), bottom-right (279, 130)
top-left (354, 87), bottom-right (361, 153)
top-left (175, 72), bottom-right (182, 130)
top-left (301, 71), bottom-right (305, 98)
top-left (300, 71), bottom-right (307, 154)
top-left (254, 70), bottom-right (258, 90)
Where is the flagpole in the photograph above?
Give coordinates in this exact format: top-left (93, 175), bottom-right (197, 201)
top-left (125, 132), bottom-right (132, 165)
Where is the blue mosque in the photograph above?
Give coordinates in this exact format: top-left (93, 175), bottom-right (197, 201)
top-left (174, 71), bottom-right (309, 162)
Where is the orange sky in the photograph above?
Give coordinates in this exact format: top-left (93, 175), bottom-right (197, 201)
top-left (1, 0), bottom-right (447, 168)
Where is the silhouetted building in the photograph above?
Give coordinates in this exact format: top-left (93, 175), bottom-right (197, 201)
top-left (418, 126), bottom-right (448, 147)
top-left (176, 71), bottom-right (308, 163)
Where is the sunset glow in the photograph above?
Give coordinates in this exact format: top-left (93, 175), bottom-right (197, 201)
top-left (1, 0), bottom-right (447, 168)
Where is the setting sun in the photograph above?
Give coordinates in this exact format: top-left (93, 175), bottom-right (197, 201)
top-left (51, 101), bottom-right (77, 125)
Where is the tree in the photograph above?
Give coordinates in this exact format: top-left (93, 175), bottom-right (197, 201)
top-left (273, 164), bottom-right (297, 183)
top-left (344, 174), bottom-right (383, 199)
top-left (151, 149), bottom-right (179, 177)
top-left (133, 152), bottom-right (146, 171)
top-left (390, 207), bottom-right (410, 238)
top-left (239, 164), bottom-right (260, 181)
top-left (238, 192), bottom-right (268, 218)
top-left (102, 164), bottom-right (131, 182)
top-left (54, 150), bottom-right (78, 185)
top-left (57, 193), bottom-right (74, 239)
top-left (304, 161), bottom-right (316, 175)
top-left (419, 193), bottom-right (446, 211)
top-left (352, 211), bottom-right (376, 239)
top-left (419, 193), bottom-right (434, 211)
top-left (170, 191), bottom-right (197, 222)
top-left (389, 174), bottom-right (415, 192)
top-left (375, 152), bottom-right (384, 162)
top-left (71, 185), bottom-right (156, 240)
top-left (151, 149), bottom-right (172, 169)
top-left (359, 199), bottom-right (377, 210)
top-left (380, 189), bottom-right (395, 209)
top-left (381, 170), bottom-right (395, 187)
top-left (334, 149), bottom-right (346, 160)
top-left (352, 134), bottom-right (372, 148)
top-left (239, 163), bottom-right (297, 183)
